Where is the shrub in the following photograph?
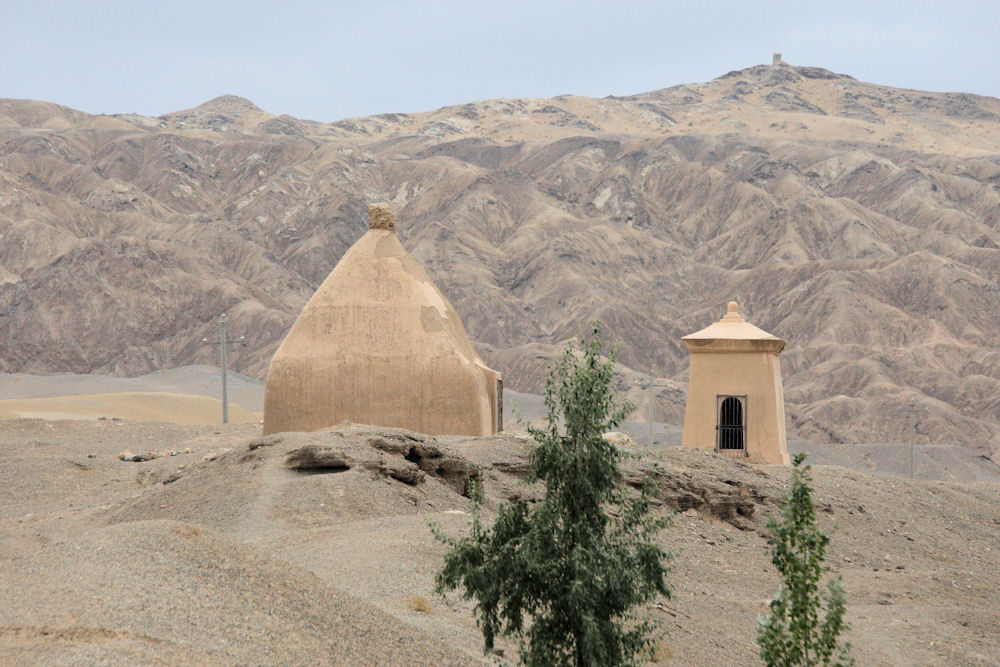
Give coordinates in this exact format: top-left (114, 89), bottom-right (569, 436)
top-left (409, 595), bottom-right (432, 613)
top-left (433, 323), bottom-right (671, 666)
top-left (758, 453), bottom-right (853, 666)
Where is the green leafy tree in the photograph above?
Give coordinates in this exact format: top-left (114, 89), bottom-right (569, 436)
top-left (758, 453), bottom-right (853, 666)
top-left (433, 324), bottom-right (671, 666)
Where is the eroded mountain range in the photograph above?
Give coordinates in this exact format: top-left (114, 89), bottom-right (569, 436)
top-left (2, 63), bottom-right (1000, 452)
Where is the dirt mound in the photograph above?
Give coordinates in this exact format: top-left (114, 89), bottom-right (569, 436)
top-left (0, 519), bottom-right (474, 666)
top-left (104, 426), bottom-right (483, 537)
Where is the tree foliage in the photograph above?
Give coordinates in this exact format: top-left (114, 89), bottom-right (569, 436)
top-left (433, 324), bottom-right (671, 666)
top-left (758, 453), bottom-right (854, 666)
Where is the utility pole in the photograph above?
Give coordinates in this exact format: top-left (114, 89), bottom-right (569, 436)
top-left (648, 368), bottom-right (653, 448)
top-left (645, 369), bottom-right (669, 448)
top-left (909, 398), bottom-right (915, 479)
top-left (905, 397), bottom-right (925, 479)
top-left (202, 313), bottom-right (246, 424)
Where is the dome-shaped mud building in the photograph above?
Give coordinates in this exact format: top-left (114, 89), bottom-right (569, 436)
top-left (263, 203), bottom-right (501, 436)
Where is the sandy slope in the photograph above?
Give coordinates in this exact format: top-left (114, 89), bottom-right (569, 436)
top-left (0, 366), bottom-right (263, 424)
top-left (1, 418), bottom-right (998, 665)
top-left (1, 520), bottom-right (475, 666)
top-left (0, 365), bottom-right (264, 408)
top-left (0, 391), bottom-right (260, 424)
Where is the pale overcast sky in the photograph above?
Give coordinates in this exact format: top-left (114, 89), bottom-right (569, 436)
top-left (1, 0), bottom-right (996, 121)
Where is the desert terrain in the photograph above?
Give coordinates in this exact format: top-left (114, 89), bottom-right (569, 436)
top-left (4, 59), bottom-right (1000, 664)
top-left (0, 366), bottom-right (263, 423)
top-left (1, 416), bottom-right (998, 665)
top-left (3, 61), bottom-right (1000, 453)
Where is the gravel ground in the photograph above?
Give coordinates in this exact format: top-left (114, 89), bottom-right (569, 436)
top-left (2, 418), bottom-right (999, 665)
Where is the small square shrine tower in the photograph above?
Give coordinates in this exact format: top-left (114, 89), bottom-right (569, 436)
top-left (681, 302), bottom-right (789, 464)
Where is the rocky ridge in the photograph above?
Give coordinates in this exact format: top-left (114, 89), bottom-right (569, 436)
top-left (2, 63), bottom-right (1000, 452)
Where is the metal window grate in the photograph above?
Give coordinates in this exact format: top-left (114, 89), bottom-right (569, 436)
top-left (497, 378), bottom-right (504, 432)
top-left (716, 395), bottom-right (748, 458)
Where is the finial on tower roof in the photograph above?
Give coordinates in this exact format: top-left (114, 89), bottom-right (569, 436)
top-left (722, 301), bottom-right (744, 322)
top-left (368, 202), bottom-right (396, 231)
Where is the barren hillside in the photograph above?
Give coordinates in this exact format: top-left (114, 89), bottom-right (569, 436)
top-left (3, 62), bottom-right (1000, 452)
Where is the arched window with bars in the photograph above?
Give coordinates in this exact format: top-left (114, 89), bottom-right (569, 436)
top-left (716, 395), bottom-right (747, 457)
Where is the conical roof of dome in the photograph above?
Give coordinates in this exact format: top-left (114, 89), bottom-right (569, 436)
top-left (263, 203), bottom-right (500, 436)
top-left (683, 302), bottom-right (785, 353)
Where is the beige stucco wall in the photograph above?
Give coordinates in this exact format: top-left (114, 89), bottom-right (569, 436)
top-left (263, 204), bottom-right (500, 437)
top-left (682, 346), bottom-right (789, 464)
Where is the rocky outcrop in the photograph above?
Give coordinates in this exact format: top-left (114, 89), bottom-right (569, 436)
top-left (274, 429), bottom-right (481, 494)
